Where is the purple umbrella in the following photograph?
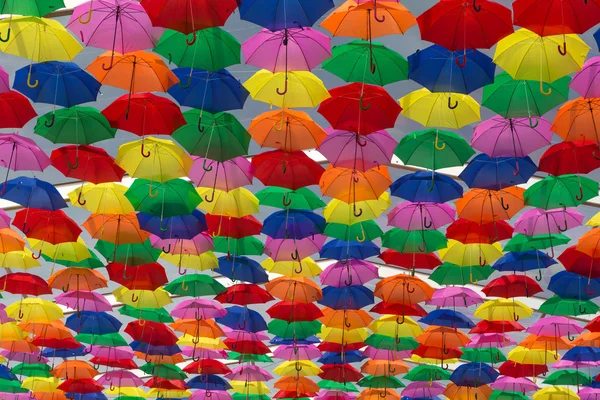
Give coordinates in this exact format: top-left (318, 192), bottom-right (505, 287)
top-left (55, 290), bottom-right (112, 312)
top-left (467, 333), bottom-right (515, 348)
top-left (225, 365), bottom-right (273, 381)
top-left (273, 344), bottom-right (322, 361)
top-left (471, 115), bottom-right (552, 158)
top-left (0, 134), bottom-right (51, 189)
top-left (0, 66), bottom-right (9, 94)
top-left (514, 208), bottom-right (584, 236)
top-left (490, 377), bottom-right (538, 393)
top-left (1, 350), bottom-right (47, 364)
top-left (320, 259), bottom-right (379, 288)
top-left (243, 28), bottom-right (331, 72)
top-left (571, 57), bottom-right (600, 99)
top-left (189, 156), bottom-right (254, 191)
top-left (402, 382), bottom-right (445, 398)
top-left (171, 298), bottom-right (227, 320)
top-left (264, 234), bottom-right (327, 261)
top-left (526, 316), bottom-right (584, 337)
top-left (579, 388), bottom-right (600, 400)
top-left (98, 370), bottom-right (144, 387)
top-left (181, 347), bottom-right (227, 359)
top-left (318, 129), bottom-right (397, 171)
top-left (387, 202), bottom-right (455, 231)
top-left (427, 287), bottom-right (484, 308)
top-left (190, 391), bottom-right (232, 400)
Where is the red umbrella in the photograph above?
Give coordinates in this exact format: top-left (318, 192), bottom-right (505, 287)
top-left (318, 364), bottom-right (363, 383)
top-left (266, 302), bottom-right (324, 322)
top-left (13, 208), bottom-right (81, 244)
top-left (140, 0), bottom-right (237, 34)
top-left (51, 145), bottom-right (125, 184)
top-left (214, 283), bottom-right (275, 305)
top-left (275, 391), bottom-right (318, 399)
top-left (90, 357), bottom-right (137, 369)
top-left (559, 246), bottom-right (600, 279)
top-left (470, 320), bottom-right (525, 334)
top-left (481, 275), bottom-right (543, 298)
top-left (0, 91), bottom-right (37, 129)
top-left (32, 337), bottom-right (82, 349)
top-left (206, 214), bottom-right (262, 238)
top-left (417, 0), bottom-right (513, 52)
top-left (585, 316), bottom-right (600, 332)
top-left (412, 345), bottom-right (463, 361)
top-left (318, 342), bottom-right (364, 352)
top-left (183, 359), bottom-right (231, 375)
top-left (106, 262), bottom-right (168, 290)
top-left (224, 339), bottom-right (271, 355)
top-left (0, 272), bottom-right (51, 295)
top-left (58, 378), bottom-right (104, 393)
top-left (538, 141), bottom-right (600, 176)
top-left (370, 302), bottom-right (428, 317)
top-left (513, 0), bottom-right (600, 36)
top-left (144, 377), bottom-right (188, 390)
top-left (446, 219), bottom-right (514, 244)
top-left (251, 150), bottom-right (324, 190)
top-left (378, 250), bottom-right (442, 271)
top-left (318, 83), bottom-right (401, 134)
top-left (498, 362), bottom-right (548, 378)
top-left (124, 321), bottom-right (178, 346)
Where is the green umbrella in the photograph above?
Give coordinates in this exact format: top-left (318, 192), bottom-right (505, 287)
top-left (232, 395), bottom-right (270, 400)
top-left (429, 262), bottom-right (495, 285)
top-left (364, 334), bottom-right (419, 351)
top-left (382, 228), bottom-right (447, 253)
top-left (539, 296), bottom-right (599, 316)
top-left (228, 352), bottom-right (272, 362)
top-left (489, 391), bottom-right (529, 400)
top-left (213, 236), bottom-right (264, 256)
top-left (323, 40), bottom-right (409, 86)
top-left (164, 274), bottom-right (226, 297)
top-left (1, 0), bottom-right (64, 16)
top-left (75, 332), bottom-right (128, 347)
top-left (267, 319), bottom-right (321, 339)
top-left (10, 363), bottom-right (52, 377)
top-left (34, 106), bottom-right (116, 144)
top-left (482, 72), bottom-right (570, 119)
top-left (524, 175), bottom-right (598, 209)
top-left (140, 363), bottom-right (187, 379)
top-left (460, 347), bottom-right (506, 363)
top-left (504, 233), bottom-right (570, 252)
top-left (42, 250), bottom-right (104, 269)
top-left (115, 397), bottom-right (147, 400)
top-left (404, 365), bottom-right (450, 382)
top-left (395, 129), bottom-right (475, 171)
top-left (0, 378), bottom-right (27, 393)
top-left (358, 375), bottom-right (405, 389)
top-left (318, 380), bottom-right (359, 392)
top-left (543, 370), bottom-right (591, 386)
top-left (324, 220), bottom-right (383, 242)
top-left (125, 178), bottom-right (201, 218)
top-left (172, 111), bottom-right (250, 160)
top-left (154, 28), bottom-right (241, 71)
top-left (118, 305), bottom-right (174, 323)
top-left (95, 239), bottom-right (161, 265)
top-left (256, 187), bottom-right (325, 210)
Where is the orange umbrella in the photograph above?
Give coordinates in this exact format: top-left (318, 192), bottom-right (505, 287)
top-left (83, 213), bottom-right (150, 245)
top-left (319, 307), bottom-right (373, 329)
top-left (248, 109), bottom-right (327, 152)
top-left (0, 228), bottom-right (25, 252)
top-left (52, 360), bottom-right (98, 379)
top-left (358, 389), bottom-right (401, 400)
top-left (0, 338), bottom-right (39, 353)
top-left (19, 321), bottom-right (74, 340)
top-left (360, 360), bottom-right (409, 376)
top-left (444, 383), bottom-right (492, 400)
top-left (169, 319), bottom-right (225, 338)
top-left (320, 166), bottom-right (391, 204)
top-left (552, 98), bottom-right (600, 145)
top-left (374, 274), bottom-right (434, 305)
top-left (265, 277), bottom-right (323, 303)
top-left (416, 326), bottom-right (471, 350)
top-left (455, 187), bottom-right (525, 224)
top-left (34, 393), bottom-right (68, 400)
top-left (574, 331), bottom-right (600, 347)
top-left (47, 268), bottom-right (108, 292)
top-left (135, 352), bottom-right (185, 364)
top-left (519, 334), bottom-right (573, 352)
top-left (274, 376), bottom-right (320, 392)
top-left (576, 228), bottom-right (600, 257)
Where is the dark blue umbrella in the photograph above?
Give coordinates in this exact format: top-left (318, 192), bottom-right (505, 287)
top-left (187, 375), bottom-right (232, 390)
top-left (168, 68), bottom-right (249, 112)
top-left (42, 347), bottom-right (87, 358)
top-left (262, 209), bottom-right (326, 239)
top-left (563, 347), bottom-right (600, 362)
top-left (14, 62), bottom-right (100, 107)
top-left (548, 271), bottom-right (600, 300)
top-left (137, 210), bottom-right (207, 239)
top-left (66, 394), bottom-right (108, 400)
top-left (419, 309), bottom-right (475, 329)
top-left (270, 336), bottom-right (320, 345)
top-left (459, 154), bottom-right (537, 190)
top-left (492, 251), bottom-right (557, 274)
top-left (408, 46), bottom-right (495, 94)
top-left (65, 311), bottom-right (122, 335)
top-left (216, 306), bottom-right (268, 333)
top-left (320, 239), bottom-right (380, 261)
top-left (595, 27), bottom-right (599, 51)
top-left (450, 363), bottom-right (499, 386)
top-left (319, 286), bottom-right (374, 310)
top-left (0, 365), bottom-right (16, 381)
top-left (318, 351), bottom-right (365, 364)
top-left (129, 341), bottom-right (181, 356)
top-left (215, 256), bottom-right (268, 284)
top-left (238, 0), bottom-right (334, 31)
top-left (390, 171), bottom-right (463, 203)
top-left (0, 177), bottom-right (67, 210)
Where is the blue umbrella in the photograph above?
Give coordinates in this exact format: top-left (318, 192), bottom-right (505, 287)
top-left (0, 365), bottom-right (16, 381)
top-left (459, 154), bottom-right (537, 190)
top-left (320, 239), bottom-right (380, 261)
top-left (67, 394), bottom-right (108, 400)
top-left (408, 46), bottom-right (495, 94)
top-left (270, 336), bottom-right (320, 345)
top-left (215, 256), bottom-right (269, 284)
top-left (563, 347), bottom-right (600, 362)
top-left (42, 347), bottom-right (87, 358)
top-left (129, 341), bottom-right (181, 356)
top-left (318, 351), bottom-right (365, 364)
top-left (137, 210), bottom-right (207, 239)
top-left (595, 27), bottom-right (599, 51)
top-left (238, 0), bottom-right (334, 31)
top-left (262, 209), bottom-right (326, 239)
top-left (0, 177), bottom-right (67, 210)
top-left (65, 311), bottom-right (122, 335)
top-left (216, 306), bottom-right (268, 333)
top-left (548, 271), bottom-right (600, 300)
top-left (168, 68), bottom-right (249, 112)
top-left (390, 171), bottom-right (463, 203)
top-left (419, 309), bottom-right (475, 329)
top-left (187, 375), bottom-right (232, 390)
top-left (450, 362), bottom-right (499, 386)
top-left (319, 286), bottom-right (374, 310)
top-left (14, 62), bottom-right (100, 107)
top-left (492, 251), bottom-right (557, 274)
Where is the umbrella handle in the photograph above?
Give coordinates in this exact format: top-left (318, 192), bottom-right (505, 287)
top-left (447, 96), bottom-right (458, 110)
top-left (513, 312), bottom-right (519, 321)
top-left (579, 304), bottom-right (587, 314)
top-left (167, 53), bottom-right (172, 65)
top-left (575, 185), bottom-right (584, 201)
top-left (339, 256), bottom-right (349, 265)
top-left (191, 335), bottom-right (200, 344)
top-left (179, 76), bottom-right (192, 89)
top-left (528, 117), bottom-right (539, 128)
top-left (44, 113), bottom-right (56, 128)
top-left (62, 283), bottom-right (69, 292)
top-left (205, 391), bottom-right (212, 397)
top-left (470, 273), bottom-right (478, 284)
top-left (406, 282), bottom-right (415, 293)
top-left (140, 142), bottom-right (151, 158)
top-left (558, 41), bottom-right (567, 56)
top-left (162, 243), bottom-right (171, 254)
top-left (101, 55), bottom-right (115, 71)
top-left (586, 283), bottom-right (595, 295)
top-left (474, 394), bottom-right (478, 400)
top-left (148, 183), bottom-right (159, 198)
top-left (539, 80), bottom-right (552, 96)
top-left (356, 229), bottom-right (366, 242)
top-left (32, 248), bottom-right (42, 259)
top-left (78, 3), bottom-right (93, 24)
top-left (22, 223), bottom-right (31, 234)
top-left (67, 156), bottom-right (79, 170)
top-left (110, 384), bottom-right (115, 391)
top-left (344, 274), bottom-right (353, 286)
top-left (500, 197), bottom-right (509, 210)
top-left (276, 79), bottom-right (288, 95)
top-left (197, 116), bottom-right (205, 132)
top-left (441, 363), bottom-right (449, 370)
top-left (122, 267), bottom-right (133, 280)
top-left (194, 310), bottom-right (203, 321)
top-left (282, 193), bottom-right (292, 207)
top-left (557, 218), bottom-right (568, 232)
top-left (274, 117), bottom-right (284, 131)
top-left (26, 72), bottom-right (38, 88)
top-left (225, 291), bottom-right (235, 303)
top-left (455, 53), bottom-right (467, 68)
top-left (344, 315), bottom-right (352, 328)
top-left (178, 264), bottom-right (187, 275)
top-left (159, 219), bottom-right (168, 232)
top-left (204, 189), bottom-right (216, 203)
top-left (357, 135), bottom-right (368, 147)
top-left (535, 268), bottom-right (543, 281)
top-left (291, 249), bottom-right (299, 260)
top-left (388, 365), bottom-right (396, 374)
top-left (434, 136), bottom-right (446, 150)
top-left (212, 225), bottom-right (222, 237)
top-left (427, 179), bottom-right (435, 192)
top-left (567, 332), bottom-right (575, 341)
top-left (131, 292), bottom-right (139, 302)
top-left (202, 158), bottom-right (213, 172)
top-left (186, 31), bottom-right (197, 46)
top-left (512, 159), bottom-right (520, 176)
top-left (417, 242), bottom-right (426, 252)
top-left (359, 96), bottom-right (370, 110)
top-left (379, 391), bottom-right (387, 398)
top-left (593, 150), bottom-right (600, 160)
top-left (423, 216), bottom-right (432, 229)
top-left (473, 0), bottom-right (481, 12)
top-left (295, 361), bottom-right (303, 371)
top-left (0, 27), bottom-right (11, 42)
top-left (353, 205), bottom-right (363, 217)
top-left (238, 320), bottom-right (246, 330)
top-left (18, 309), bottom-right (24, 319)
top-left (373, 0), bottom-right (385, 22)
top-left (479, 255), bottom-right (486, 266)
top-left (494, 352), bottom-right (500, 361)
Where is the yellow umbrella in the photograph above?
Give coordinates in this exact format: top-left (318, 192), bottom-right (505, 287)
top-left (148, 389), bottom-right (192, 399)
top-left (161, 251), bottom-right (218, 272)
top-left (533, 386), bottom-right (579, 400)
top-left (113, 286), bottom-right (172, 309)
top-left (244, 69), bottom-right (330, 108)
top-left (0, 250), bottom-right (40, 270)
top-left (318, 326), bottom-right (369, 343)
top-left (177, 335), bottom-right (226, 349)
top-left (410, 355), bottom-right (460, 365)
top-left (324, 193), bottom-right (391, 225)
top-left (115, 137), bottom-right (193, 182)
top-left (0, 322), bottom-right (27, 341)
top-left (196, 187), bottom-right (259, 218)
top-left (274, 360), bottom-right (322, 377)
top-left (507, 346), bottom-right (558, 365)
top-left (21, 377), bottom-right (62, 392)
top-left (586, 211), bottom-right (600, 226)
top-left (438, 240), bottom-right (503, 266)
top-left (6, 299), bottom-right (63, 323)
top-left (0, 17), bottom-right (82, 62)
top-left (399, 88), bottom-right (480, 129)
top-left (230, 381), bottom-right (270, 395)
top-left (368, 315), bottom-right (423, 337)
top-left (494, 29), bottom-right (589, 83)
top-left (474, 299), bottom-right (533, 322)
top-left (104, 387), bottom-right (148, 397)
top-left (68, 183), bottom-right (134, 214)
top-left (28, 238), bottom-right (91, 263)
top-left (261, 257), bottom-right (322, 278)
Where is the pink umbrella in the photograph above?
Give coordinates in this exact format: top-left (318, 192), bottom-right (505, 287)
top-left (387, 202), bottom-right (455, 231)
top-left (4, 395), bottom-right (38, 400)
top-left (526, 316), bottom-right (584, 337)
top-left (514, 208), bottom-right (584, 236)
top-left (315, 394), bottom-right (356, 400)
top-left (88, 346), bottom-right (135, 359)
top-left (55, 291), bottom-right (112, 312)
top-left (571, 57), bottom-right (600, 99)
top-left (320, 259), bottom-right (379, 288)
top-left (190, 391), bottom-right (232, 400)
top-left (427, 287), bottom-right (484, 308)
top-left (181, 347), bottom-right (227, 359)
top-left (402, 382), bottom-right (445, 398)
top-left (0, 66), bottom-right (10, 94)
top-left (490, 377), bottom-right (538, 393)
top-left (552, 360), bottom-right (600, 368)
top-left (471, 116), bottom-right (552, 158)
top-left (243, 28), bottom-right (331, 72)
top-left (0, 209), bottom-right (11, 230)
top-left (264, 234), bottom-right (327, 261)
top-left (171, 298), bottom-right (227, 320)
top-left (1, 350), bottom-right (47, 364)
top-left (579, 388), bottom-right (600, 400)
top-left (98, 370), bottom-right (144, 387)
top-left (318, 129), bottom-right (397, 171)
top-left (0, 134), bottom-right (51, 189)
top-left (224, 330), bottom-right (269, 342)
top-left (150, 232), bottom-right (214, 255)
top-left (225, 365), bottom-right (273, 381)
top-left (273, 344), bottom-right (322, 361)
top-left (467, 333), bottom-right (515, 348)
top-left (189, 156), bottom-right (254, 191)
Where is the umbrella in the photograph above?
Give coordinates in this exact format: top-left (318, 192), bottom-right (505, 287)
top-left (539, 141), bottom-right (600, 175)
top-left (552, 98), bottom-right (600, 147)
top-left (459, 154), bottom-right (537, 189)
top-left (189, 157), bottom-right (253, 192)
top-left (0, 91), bottom-right (38, 129)
top-left (51, 145), bottom-right (125, 183)
top-left (514, 0), bottom-right (600, 36)
top-left (0, 134), bottom-right (50, 190)
top-left (514, 208), bottom-right (584, 235)
top-left (14, 209), bottom-right (81, 244)
top-left (320, 166), bottom-right (391, 204)
top-left (319, 129), bottom-right (396, 171)
top-left (0, 66), bottom-right (8, 93)
top-left (390, 171), bottom-right (463, 203)
top-left (524, 174), bottom-right (598, 209)
top-left (141, 0), bottom-right (236, 34)
top-left (0, 177), bottom-right (67, 210)
top-left (196, 187), bottom-right (259, 218)
top-left (251, 149), bottom-right (324, 190)
top-left (125, 178), bottom-right (201, 217)
top-left (84, 212), bottom-right (150, 244)
top-left (239, 0), bottom-right (334, 31)
top-left (447, 219), bottom-right (513, 244)
top-left (456, 187), bottom-right (525, 224)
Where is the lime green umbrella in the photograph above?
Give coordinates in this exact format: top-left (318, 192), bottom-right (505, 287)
top-left (482, 72), bottom-right (570, 119)
top-left (364, 334), bottom-right (419, 351)
top-left (268, 319), bottom-right (321, 339)
top-left (75, 332), bottom-right (128, 347)
top-left (358, 375), bottom-right (405, 389)
top-left (504, 233), bottom-right (570, 252)
top-left (34, 106), bottom-right (116, 144)
top-left (164, 274), bottom-right (226, 297)
top-left (324, 221), bottom-right (383, 242)
top-left (319, 380), bottom-right (359, 392)
top-left (125, 178), bottom-right (201, 218)
top-left (429, 262), bottom-right (495, 285)
top-left (140, 363), bottom-right (187, 379)
top-left (383, 228), bottom-right (447, 253)
top-left (0, 378), bottom-right (27, 393)
top-left (118, 305), bottom-right (174, 323)
top-left (213, 236), bottom-right (264, 256)
top-left (489, 391), bottom-right (529, 400)
top-left (539, 296), bottom-right (599, 316)
top-left (228, 352), bottom-right (272, 363)
top-left (460, 347), bottom-right (506, 363)
top-left (256, 187), bottom-right (325, 210)
top-left (172, 111), bottom-right (250, 160)
top-left (95, 239), bottom-right (161, 265)
top-left (42, 250), bottom-right (104, 269)
top-left (154, 28), bottom-right (241, 71)
top-left (323, 40), bottom-right (408, 86)
top-left (524, 175), bottom-right (598, 209)
top-left (543, 370), bottom-right (591, 386)
top-left (404, 365), bottom-right (450, 382)
top-left (10, 363), bottom-right (52, 377)
top-left (395, 129), bottom-right (475, 171)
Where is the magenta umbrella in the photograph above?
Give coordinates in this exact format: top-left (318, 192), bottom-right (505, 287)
top-left (402, 382), bottom-right (445, 399)
top-left (225, 365), bottom-right (273, 381)
top-left (387, 202), bottom-right (455, 231)
top-left (571, 57), bottom-right (600, 99)
top-left (320, 259), bottom-right (379, 288)
top-left (171, 298), bottom-right (227, 320)
top-left (578, 388), bottom-right (600, 400)
top-left (466, 333), bottom-right (515, 348)
top-left (318, 129), bottom-right (397, 171)
top-left (181, 347), bottom-right (228, 359)
top-left (471, 116), bottom-right (552, 158)
top-left (149, 233), bottom-right (214, 255)
top-left (426, 287), bottom-right (484, 308)
top-left (264, 234), bottom-right (327, 261)
top-left (88, 345), bottom-right (135, 359)
top-left (189, 156), bottom-right (254, 191)
top-left (223, 330), bottom-right (269, 342)
top-left (190, 391), bottom-right (232, 400)
top-left (243, 27), bottom-right (331, 72)
top-left (526, 316), bottom-right (584, 337)
top-left (98, 370), bottom-right (144, 387)
top-left (315, 393), bottom-right (356, 400)
top-left (0, 133), bottom-right (51, 190)
top-left (490, 377), bottom-right (539, 393)
top-left (514, 208), bottom-right (585, 236)
top-left (0, 66), bottom-right (9, 94)
top-left (3, 394), bottom-right (39, 400)
top-left (362, 347), bottom-right (411, 361)
top-left (55, 291), bottom-right (112, 312)
top-left (1, 350), bottom-right (47, 364)
top-left (273, 344), bottom-right (322, 361)
top-left (552, 360), bottom-right (600, 368)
